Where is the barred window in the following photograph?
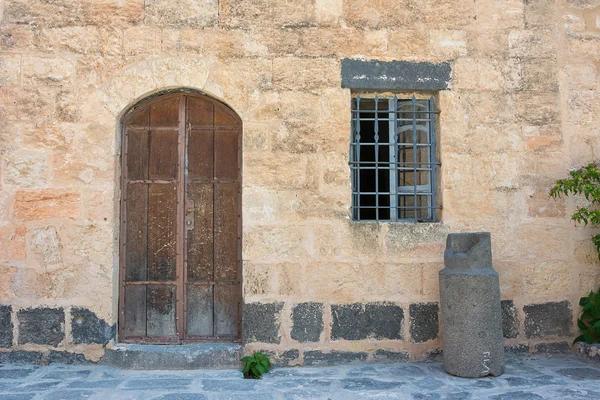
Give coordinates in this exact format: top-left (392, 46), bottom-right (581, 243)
top-left (350, 95), bottom-right (439, 222)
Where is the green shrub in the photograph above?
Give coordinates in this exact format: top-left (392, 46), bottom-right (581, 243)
top-left (575, 289), bottom-right (600, 344)
top-left (241, 352), bottom-right (271, 379)
top-left (550, 162), bottom-right (600, 260)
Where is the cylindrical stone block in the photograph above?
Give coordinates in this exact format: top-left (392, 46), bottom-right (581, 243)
top-left (439, 232), bottom-right (504, 378)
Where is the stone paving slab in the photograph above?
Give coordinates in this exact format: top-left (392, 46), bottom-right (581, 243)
top-left (0, 356), bottom-right (599, 399)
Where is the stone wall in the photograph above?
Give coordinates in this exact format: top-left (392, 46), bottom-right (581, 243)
top-left (0, 0), bottom-right (599, 363)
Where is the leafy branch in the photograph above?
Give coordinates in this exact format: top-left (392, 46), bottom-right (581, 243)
top-left (550, 162), bottom-right (600, 260)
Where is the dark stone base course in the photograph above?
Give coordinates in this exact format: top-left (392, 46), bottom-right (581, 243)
top-left (0, 350), bottom-right (43, 365)
top-left (243, 302), bottom-right (283, 344)
top-left (303, 350), bottom-right (367, 366)
top-left (534, 342), bottom-right (570, 354)
top-left (523, 301), bottom-right (572, 339)
top-left (18, 307), bottom-right (65, 347)
top-left (291, 302), bottom-right (323, 343)
top-left (0, 305), bottom-right (13, 348)
top-left (71, 308), bottom-right (115, 345)
top-left (501, 300), bottom-right (519, 339)
top-left (256, 349), bottom-right (300, 367)
top-left (0, 350), bottom-right (90, 365)
top-left (331, 303), bottom-right (404, 341)
top-left (426, 349), bottom-right (443, 362)
top-left (373, 350), bottom-right (409, 363)
top-left (409, 303), bottom-right (439, 343)
top-left (505, 344), bottom-right (531, 356)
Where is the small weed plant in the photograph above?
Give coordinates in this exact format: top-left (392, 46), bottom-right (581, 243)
top-left (575, 289), bottom-right (600, 344)
top-left (241, 352), bottom-right (271, 379)
top-left (550, 162), bottom-right (600, 260)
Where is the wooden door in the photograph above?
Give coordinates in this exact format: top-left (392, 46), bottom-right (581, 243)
top-left (119, 92), bottom-right (242, 343)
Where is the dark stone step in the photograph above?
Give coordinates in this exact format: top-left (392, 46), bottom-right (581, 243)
top-left (100, 343), bottom-right (242, 370)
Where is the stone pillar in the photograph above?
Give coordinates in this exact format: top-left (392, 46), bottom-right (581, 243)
top-left (439, 232), bottom-right (504, 377)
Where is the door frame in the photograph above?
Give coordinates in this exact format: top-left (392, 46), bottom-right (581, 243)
top-left (117, 89), bottom-right (243, 344)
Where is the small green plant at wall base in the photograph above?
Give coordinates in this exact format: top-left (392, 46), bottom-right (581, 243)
top-left (550, 162), bottom-right (600, 260)
top-left (241, 352), bottom-right (271, 379)
top-left (574, 290), bottom-right (600, 344)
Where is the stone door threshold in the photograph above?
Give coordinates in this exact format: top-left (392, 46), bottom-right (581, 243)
top-left (100, 343), bottom-right (242, 370)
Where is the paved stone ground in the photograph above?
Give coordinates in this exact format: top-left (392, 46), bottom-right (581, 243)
top-left (1, 356), bottom-right (600, 399)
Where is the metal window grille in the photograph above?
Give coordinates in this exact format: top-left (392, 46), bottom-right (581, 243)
top-left (350, 95), bottom-right (439, 222)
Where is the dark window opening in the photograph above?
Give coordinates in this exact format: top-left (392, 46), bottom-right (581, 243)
top-left (351, 95), bottom-right (439, 222)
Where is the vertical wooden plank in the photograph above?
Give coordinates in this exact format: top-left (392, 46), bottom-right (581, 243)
top-left (147, 285), bottom-right (176, 337)
top-left (124, 285), bottom-right (147, 336)
top-left (125, 183), bottom-right (148, 281)
top-left (186, 285), bottom-right (213, 336)
top-left (127, 108), bottom-right (149, 126)
top-left (214, 107), bottom-right (237, 127)
top-left (187, 183), bottom-right (214, 281)
top-left (176, 95), bottom-right (186, 340)
top-left (214, 130), bottom-right (238, 180)
top-left (148, 184), bottom-right (177, 281)
top-left (214, 284), bottom-right (239, 336)
top-left (188, 97), bottom-right (214, 127)
top-left (126, 130), bottom-right (149, 180)
top-left (149, 130), bottom-right (178, 179)
top-left (150, 97), bottom-right (179, 127)
top-left (188, 130), bottom-right (214, 180)
top-left (214, 183), bottom-right (238, 281)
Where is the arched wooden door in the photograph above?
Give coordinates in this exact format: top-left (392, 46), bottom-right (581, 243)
top-left (119, 92), bottom-right (242, 343)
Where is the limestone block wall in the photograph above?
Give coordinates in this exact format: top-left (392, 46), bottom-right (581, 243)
top-left (0, 0), bottom-right (599, 363)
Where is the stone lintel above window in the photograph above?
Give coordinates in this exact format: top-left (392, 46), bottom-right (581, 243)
top-left (341, 59), bottom-right (452, 91)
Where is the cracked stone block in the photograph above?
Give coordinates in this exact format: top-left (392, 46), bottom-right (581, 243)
top-left (0, 305), bottom-right (13, 347)
top-left (243, 302), bottom-right (283, 344)
top-left (18, 307), bottom-right (64, 346)
top-left (331, 303), bottom-right (404, 340)
top-left (71, 308), bottom-right (115, 345)
top-left (409, 302), bottom-right (439, 343)
top-left (523, 301), bottom-right (572, 339)
top-left (303, 350), bottom-right (367, 366)
top-left (291, 302), bottom-right (323, 343)
top-left (502, 300), bottom-right (519, 339)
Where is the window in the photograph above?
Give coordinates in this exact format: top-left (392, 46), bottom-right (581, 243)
top-left (350, 95), bottom-right (439, 222)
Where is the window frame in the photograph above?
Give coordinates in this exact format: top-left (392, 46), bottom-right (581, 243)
top-left (350, 94), bottom-right (440, 223)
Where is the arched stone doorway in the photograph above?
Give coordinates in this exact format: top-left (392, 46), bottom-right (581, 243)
top-left (118, 90), bottom-right (242, 343)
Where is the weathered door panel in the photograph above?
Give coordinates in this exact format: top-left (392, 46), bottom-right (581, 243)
top-left (186, 183), bottom-right (213, 282)
top-left (148, 130), bottom-right (178, 180)
top-left (147, 184), bottom-right (177, 282)
top-left (214, 183), bottom-right (239, 282)
top-left (214, 284), bottom-right (239, 337)
top-left (186, 285), bottom-right (213, 337)
top-left (125, 183), bottom-right (148, 282)
top-left (120, 92), bottom-right (241, 343)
